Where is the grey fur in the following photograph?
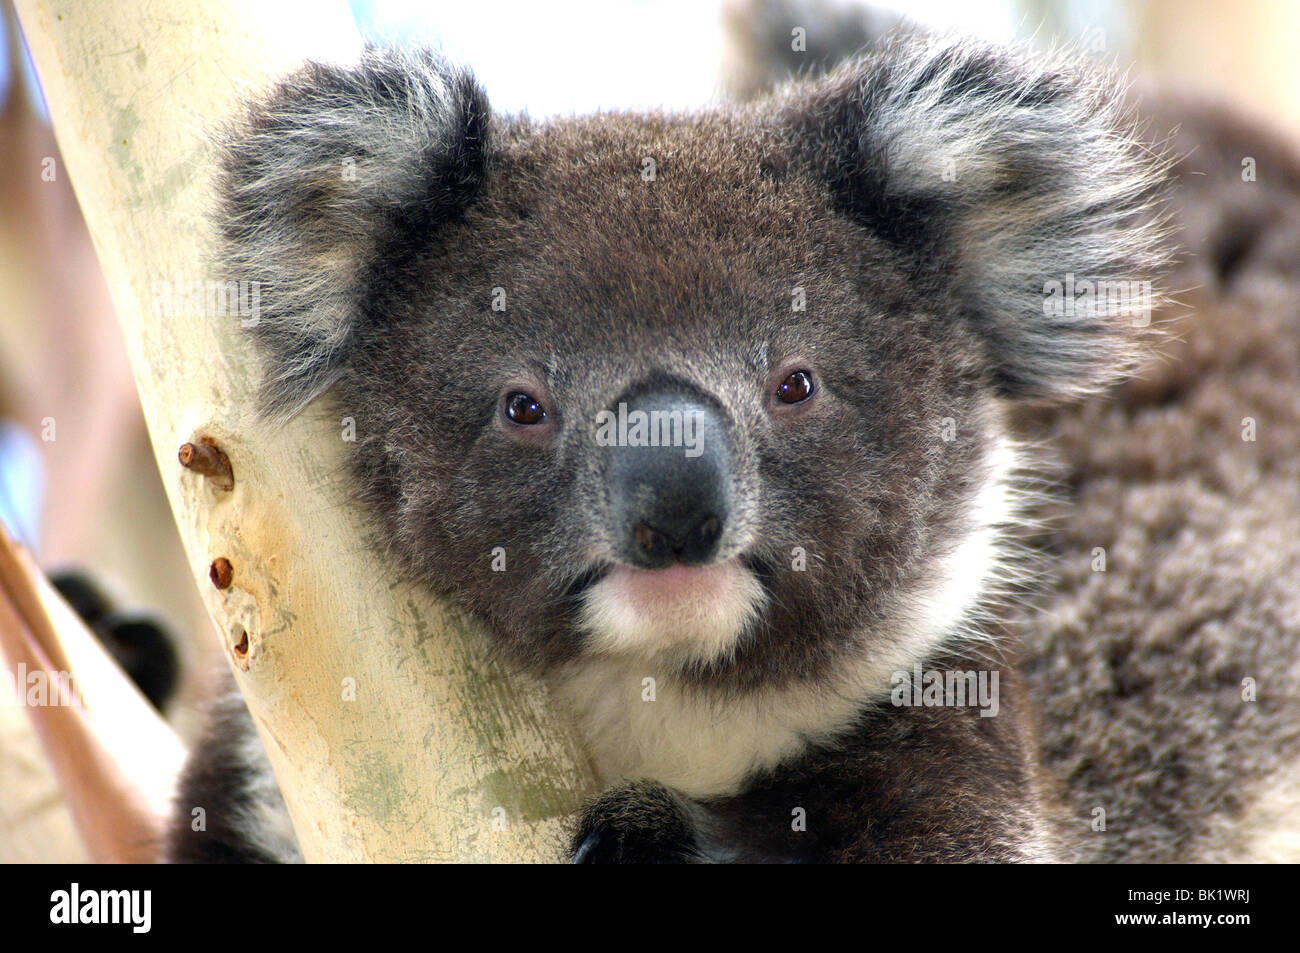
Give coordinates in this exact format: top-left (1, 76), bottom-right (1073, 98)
top-left (779, 35), bottom-right (1171, 399)
top-left (169, 31), bottom-right (1298, 863)
top-left (218, 48), bottom-right (489, 417)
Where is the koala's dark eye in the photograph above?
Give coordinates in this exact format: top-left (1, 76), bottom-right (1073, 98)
top-left (774, 370), bottom-right (815, 405)
top-left (504, 391), bottom-right (547, 425)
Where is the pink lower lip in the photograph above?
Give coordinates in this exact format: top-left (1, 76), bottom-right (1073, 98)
top-left (610, 563), bottom-right (735, 607)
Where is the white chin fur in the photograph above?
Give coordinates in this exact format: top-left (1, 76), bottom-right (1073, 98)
top-left (578, 560), bottom-right (767, 662)
top-left (551, 430), bottom-right (1024, 798)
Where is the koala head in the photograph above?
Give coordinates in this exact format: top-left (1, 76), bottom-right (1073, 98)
top-left (220, 39), bottom-right (1166, 691)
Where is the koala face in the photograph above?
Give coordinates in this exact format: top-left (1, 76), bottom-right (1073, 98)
top-left (341, 113), bottom-right (997, 682)
top-left (223, 40), bottom-right (1165, 694)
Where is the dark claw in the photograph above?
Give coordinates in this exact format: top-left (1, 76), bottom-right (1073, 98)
top-left (569, 829), bottom-right (604, 864)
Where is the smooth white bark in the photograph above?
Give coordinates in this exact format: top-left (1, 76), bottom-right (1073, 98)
top-left (15, 0), bottom-right (595, 862)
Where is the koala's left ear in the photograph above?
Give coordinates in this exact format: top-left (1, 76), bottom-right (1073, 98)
top-left (217, 49), bottom-right (490, 417)
top-left (781, 37), bottom-right (1170, 400)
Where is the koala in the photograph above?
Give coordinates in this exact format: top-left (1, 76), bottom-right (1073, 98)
top-left (167, 30), bottom-right (1297, 863)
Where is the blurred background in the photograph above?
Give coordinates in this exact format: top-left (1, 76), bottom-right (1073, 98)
top-left (1, 0), bottom-right (1297, 860)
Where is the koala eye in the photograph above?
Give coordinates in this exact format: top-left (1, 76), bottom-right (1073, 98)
top-left (504, 391), bottom-right (547, 425)
top-left (773, 369), bottom-right (815, 405)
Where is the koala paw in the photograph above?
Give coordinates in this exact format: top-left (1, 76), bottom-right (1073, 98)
top-left (570, 781), bottom-right (702, 864)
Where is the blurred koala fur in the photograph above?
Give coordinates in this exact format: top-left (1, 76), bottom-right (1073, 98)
top-left (161, 3), bottom-right (1300, 863)
top-left (728, 1), bottom-right (1300, 861)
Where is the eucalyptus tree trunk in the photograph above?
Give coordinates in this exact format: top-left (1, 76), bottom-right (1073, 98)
top-left (14, 0), bottom-right (595, 862)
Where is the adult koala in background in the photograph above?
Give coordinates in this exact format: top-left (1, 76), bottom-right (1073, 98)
top-left (170, 31), bottom-right (1222, 863)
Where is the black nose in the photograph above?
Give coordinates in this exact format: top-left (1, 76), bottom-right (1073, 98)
top-left (604, 389), bottom-right (731, 569)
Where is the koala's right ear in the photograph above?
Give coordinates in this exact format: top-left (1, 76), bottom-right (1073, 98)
top-left (217, 49), bottom-right (489, 417)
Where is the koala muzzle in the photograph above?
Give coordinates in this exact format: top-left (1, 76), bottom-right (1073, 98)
top-left (604, 390), bottom-right (732, 569)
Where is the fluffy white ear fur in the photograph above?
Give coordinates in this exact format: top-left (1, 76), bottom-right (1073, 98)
top-left (216, 48), bottom-right (489, 418)
top-left (785, 35), bottom-right (1170, 399)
